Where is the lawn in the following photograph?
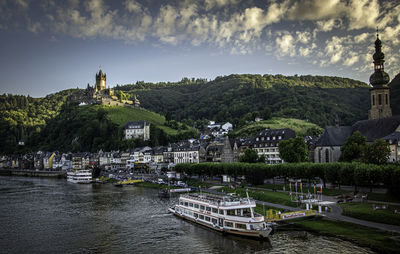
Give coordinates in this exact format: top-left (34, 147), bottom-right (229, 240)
top-left (340, 202), bottom-right (400, 226)
top-left (255, 183), bottom-right (349, 196)
top-left (295, 218), bottom-right (400, 254)
top-left (366, 192), bottom-right (400, 203)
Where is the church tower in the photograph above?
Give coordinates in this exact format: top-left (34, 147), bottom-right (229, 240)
top-left (95, 69), bottom-right (107, 91)
top-left (368, 31), bottom-right (392, 120)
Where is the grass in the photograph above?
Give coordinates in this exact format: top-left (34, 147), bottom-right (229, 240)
top-left (367, 192), bottom-right (400, 203)
top-left (294, 218), bottom-right (400, 254)
top-left (101, 105), bottom-right (179, 135)
top-left (339, 202), bottom-right (400, 226)
top-left (255, 183), bottom-right (349, 196)
top-left (231, 117), bottom-right (322, 137)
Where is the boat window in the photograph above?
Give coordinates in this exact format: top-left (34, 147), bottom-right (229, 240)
top-left (212, 218), bottom-right (217, 224)
top-left (199, 215), bottom-right (204, 220)
top-left (200, 205), bottom-right (205, 210)
top-left (212, 208), bottom-right (218, 213)
top-left (180, 202), bottom-right (183, 205)
top-left (225, 222), bottom-right (233, 228)
top-left (206, 207), bottom-right (211, 212)
top-left (194, 204), bottom-right (199, 208)
top-left (184, 202), bottom-right (188, 207)
top-left (235, 223), bottom-right (247, 230)
top-left (194, 213), bottom-right (198, 218)
top-left (205, 217), bottom-right (211, 222)
top-left (227, 210), bottom-right (235, 216)
top-left (189, 203), bottom-right (193, 207)
top-left (219, 209), bottom-right (224, 215)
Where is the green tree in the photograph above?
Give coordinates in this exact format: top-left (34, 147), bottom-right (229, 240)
top-left (263, 107), bottom-right (272, 120)
top-left (239, 148), bottom-right (259, 163)
top-left (362, 139), bottom-right (390, 165)
top-left (339, 131), bottom-right (366, 162)
top-left (278, 137), bottom-right (309, 163)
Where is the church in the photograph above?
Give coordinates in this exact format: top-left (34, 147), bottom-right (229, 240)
top-left (315, 32), bottom-right (400, 163)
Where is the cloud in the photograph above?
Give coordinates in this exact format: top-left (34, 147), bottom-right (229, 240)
top-left (204, 0), bottom-right (238, 11)
top-left (276, 32), bottom-right (296, 57)
top-left (124, 0), bottom-right (142, 13)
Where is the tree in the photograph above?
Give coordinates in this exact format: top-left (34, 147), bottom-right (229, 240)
top-left (305, 126), bottom-right (322, 137)
top-left (239, 148), bottom-right (259, 163)
top-left (362, 140), bottom-right (390, 165)
top-left (278, 137), bottom-right (309, 163)
top-left (165, 111), bottom-right (172, 123)
top-left (263, 107), bottom-right (272, 120)
top-left (339, 131), bottom-right (366, 162)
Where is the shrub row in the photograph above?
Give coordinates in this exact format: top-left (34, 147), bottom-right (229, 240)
top-left (174, 162), bottom-right (400, 195)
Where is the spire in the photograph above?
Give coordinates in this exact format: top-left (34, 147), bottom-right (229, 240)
top-left (369, 30), bottom-right (389, 87)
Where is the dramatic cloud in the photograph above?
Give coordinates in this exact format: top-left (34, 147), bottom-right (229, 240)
top-left (1, 0), bottom-right (399, 79)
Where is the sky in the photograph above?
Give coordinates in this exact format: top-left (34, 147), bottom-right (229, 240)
top-left (0, 0), bottom-right (399, 97)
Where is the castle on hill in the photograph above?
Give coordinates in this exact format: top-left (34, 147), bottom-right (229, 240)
top-left (80, 69), bottom-right (140, 107)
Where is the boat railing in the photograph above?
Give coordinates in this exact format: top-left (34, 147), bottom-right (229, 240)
top-left (181, 194), bottom-right (255, 206)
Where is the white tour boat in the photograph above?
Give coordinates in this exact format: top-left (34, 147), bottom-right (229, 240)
top-left (169, 192), bottom-right (272, 238)
top-left (67, 170), bottom-right (92, 183)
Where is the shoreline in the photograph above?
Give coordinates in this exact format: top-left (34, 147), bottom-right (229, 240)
top-left (0, 168), bottom-right (66, 178)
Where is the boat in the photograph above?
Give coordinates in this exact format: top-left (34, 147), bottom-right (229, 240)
top-left (67, 170), bottom-right (92, 183)
top-left (158, 188), bottom-right (170, 198)
top-left (168, 192), bottom-right (272, 238)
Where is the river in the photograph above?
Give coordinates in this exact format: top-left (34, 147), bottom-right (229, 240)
top-left (0, 176), bottom-right (374, 253)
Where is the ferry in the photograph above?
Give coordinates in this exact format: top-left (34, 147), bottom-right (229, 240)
top-left (169, 192), bottom-right (272, 238)
top-left (67, 170), bottom-right (92, 183)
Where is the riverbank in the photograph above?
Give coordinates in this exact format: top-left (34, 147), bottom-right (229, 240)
top-left (0, 168), bottom-right (66, 178)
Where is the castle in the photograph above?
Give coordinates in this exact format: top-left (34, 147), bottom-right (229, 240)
top-left (82, 69), bottom-right (140, 107)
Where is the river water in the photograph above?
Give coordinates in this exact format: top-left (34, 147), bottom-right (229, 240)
top-left (0, 176), bottom-right (374, 254)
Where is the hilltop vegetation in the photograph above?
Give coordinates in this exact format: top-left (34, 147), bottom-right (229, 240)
top-left (0, 73), bottom-right (376, 154)
top-left (229, 118), bottom-right (323, 138)
top-left (118, 74), bottom-right (370, 128)
top-left (29, 104), bottom-right (198, 152)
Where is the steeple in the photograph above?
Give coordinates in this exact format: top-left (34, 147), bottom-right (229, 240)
top-left (368, 30), bottom-right (392, 120)
top-left (369, 29), bottom-right (390, 87)
top-left (95, 69), bottom-right (107, 91)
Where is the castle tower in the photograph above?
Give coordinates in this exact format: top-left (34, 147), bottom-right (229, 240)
top-left (368, 31), bottom-right (392, 120)
top-left (95, 69), bottom-right (107, 91)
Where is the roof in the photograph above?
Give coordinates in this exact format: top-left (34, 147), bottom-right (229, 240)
top-left (316, 126), bottom-right (353, 146)
top-left (123, 120), bottom-right (149, 129)
top-left (352, 115), bottom-right (400, 142)
top-left (381, 132), bottom-right (400, 143)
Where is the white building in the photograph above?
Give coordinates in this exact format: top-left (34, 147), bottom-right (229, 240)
top-left (123, 121), bottom-right (150, 140)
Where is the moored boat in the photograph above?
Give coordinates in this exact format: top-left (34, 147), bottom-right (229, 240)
top-left (67, 170), bottom-right (92, 184)
top-left (169, 192), bottom-right (272, 238)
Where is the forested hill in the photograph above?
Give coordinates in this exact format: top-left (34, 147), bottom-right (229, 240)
top-left (116, 74), bottom-right (371, 128)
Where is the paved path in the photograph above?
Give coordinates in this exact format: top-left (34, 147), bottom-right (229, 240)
top-left (201, 187), bottom-right (400, 234)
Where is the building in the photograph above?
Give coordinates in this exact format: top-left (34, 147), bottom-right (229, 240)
top-left (251, 128), bottom-right (296, 164)
top-left (220, 136), bottom-right (239, 163)
top-left (314, 126), bottom-right (353, 163)
top-left (172, 140), bottom-right (206, 164)
top-left (123, 121), bottom-right (150, 140)
top-left (381, 131), bottom-right (400, 162)
top-left (368, 32), bottom-right (392, 120)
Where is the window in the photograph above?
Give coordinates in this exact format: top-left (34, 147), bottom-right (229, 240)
top-left (184, 202), bottom-right (188, 207)
top-left (235, 223), bottom-right (247, 229)
top-left (227, 210), bottom-right (235, 216)
top-left (194, 213), bottom-right (198, 218)
top-left (212, 208), bottom-right (218, 213)
top-left (325, 149), bottom-right (329, 163)
top-left (212, 218), bottom-right (218, 224)
top-left (225, 222), bottom-right (234, 227)
top-left (199, 215), bottom-right (204, 220)
top-left (386, 94), bottom-right (388, 105)
top-left (379, 94), bottom-right (382, 105)
top-left (180, 201), bottom-right (183, 205)
top-left (194, 204), bottom-right (199, 208)
top-left (206, 207), bottom-right (211, 212)
top-left (200, 205), bottom-right (205, 210)
top-left (205, 216), bottom-right (211, 222)
top-left (189, 203), bottom-right (193, 207)
top-left (219, 209), bottom-right (224, 215)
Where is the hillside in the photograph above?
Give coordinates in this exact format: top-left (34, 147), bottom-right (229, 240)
top-left (229, 118), bottom-right (323, 138)
top-left (118, 74), bottom-right (370, 128)
top-left (30, 104), bottom-right (197, 152)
